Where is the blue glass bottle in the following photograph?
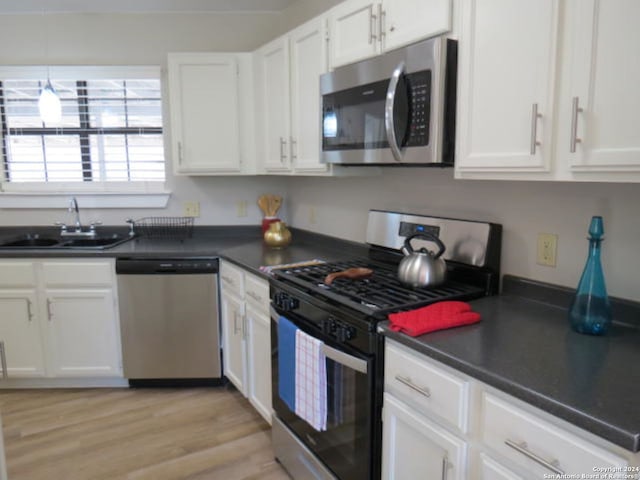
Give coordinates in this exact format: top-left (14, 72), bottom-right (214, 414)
top-left (568, 216), bottom-right (612, 335)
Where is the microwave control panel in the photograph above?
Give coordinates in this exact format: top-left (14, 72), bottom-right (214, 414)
top-left (406, 70), bottom-right (431, 147)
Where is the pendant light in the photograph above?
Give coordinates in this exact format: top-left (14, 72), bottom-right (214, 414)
top-left (39, 1), bottom-right (61, 125)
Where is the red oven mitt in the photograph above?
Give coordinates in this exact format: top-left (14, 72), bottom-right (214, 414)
top-left (388, 301), bottom-right (481, 336)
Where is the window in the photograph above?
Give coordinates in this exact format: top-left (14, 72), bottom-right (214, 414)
top-left (0, 66), bottom-right (165, 189)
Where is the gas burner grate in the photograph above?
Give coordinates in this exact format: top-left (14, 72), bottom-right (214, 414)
top-left (273, 259), bottom-right (485, 316)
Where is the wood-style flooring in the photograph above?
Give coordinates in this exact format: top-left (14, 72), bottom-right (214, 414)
top-left (0, 385), bottom-right (290, 480)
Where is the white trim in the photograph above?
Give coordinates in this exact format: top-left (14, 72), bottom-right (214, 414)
top-left (0, 65), bottom-right (161, 80)
top-left (0, 192), bottom-right (171, 209)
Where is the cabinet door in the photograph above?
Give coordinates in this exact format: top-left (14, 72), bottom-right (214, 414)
top-left (329, 0), bottom-right (381, 69)
top-left (44, 289), bottom-right (122, 377)
top-left (382, 393), bottom-right (466, 480)
top-left (220, 291), bottom-right (246, 393)
top-left (455, 0), bottom-right (559, 174)
top-left (382, 0), bottom-right (451, 52)
top-left (479, 453), bottom-right (523, 480)
top-left (0, 290), bottom-right (45, 378)
top-left (245, 302), bottom-right (272, 424)
top-left (561, 0), bottom-right (640, 174)
top-left (168, 53), bottom-right (241, 174)
top-left (290, 17), bottom-right (330, 174)
top-left (258, 37), bottom-right (292, 172)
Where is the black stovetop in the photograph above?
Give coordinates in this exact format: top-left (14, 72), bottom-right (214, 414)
top-left (271, 258), bottom-right (486, 318)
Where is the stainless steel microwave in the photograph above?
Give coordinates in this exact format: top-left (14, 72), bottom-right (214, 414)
top-left (320, 36), bottom-right (457, 165)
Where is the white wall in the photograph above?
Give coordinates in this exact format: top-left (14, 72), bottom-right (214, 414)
top-left (0, 11), bottom-right (289, 226)
top-left (286, 169), bottom-right (640, 302)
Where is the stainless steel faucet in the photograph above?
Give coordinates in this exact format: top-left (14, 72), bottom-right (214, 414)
top-left (55, 196), bottom-right (100, 237)
top-left (69, 196), bottom-right (82, 231)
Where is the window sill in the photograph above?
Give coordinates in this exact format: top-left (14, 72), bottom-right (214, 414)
top-left (0, 191), bottom-right (171, 209)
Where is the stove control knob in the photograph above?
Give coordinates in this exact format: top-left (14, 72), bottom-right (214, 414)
top-left (273, 292), bottom-right (298, 311)
top-left (336, 324), bottom-right (356, 343)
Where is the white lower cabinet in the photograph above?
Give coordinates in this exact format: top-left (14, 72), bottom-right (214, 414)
top-left (0, 259), bottom-right (122, 382)
top-left (220, 260), bottom-right (272, 424)
top-left (0, 290), bottom-right (45, 378)
top-left (44, 289), bottom-right (121, 377)
top-left (384, 339), bottom-right (637, 479)
top-left (245, 302), bottom-right (272, 422)
top-left (221, 288), bottom-right (245, 392)
top-left (382, 393), bottom-right (466, 480)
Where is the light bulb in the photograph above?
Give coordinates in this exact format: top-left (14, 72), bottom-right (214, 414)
top-left (39, 80), bottom-right (62, 124)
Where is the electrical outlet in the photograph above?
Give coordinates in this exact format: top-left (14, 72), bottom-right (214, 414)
top-left (183, 201), bottom-right (200, 217)
top-left (309, 207), bottom-right (317, 225)
top-left (537, 233), bottom-right (558, 267)
top-left (236, 200), bottom-right (248, 217)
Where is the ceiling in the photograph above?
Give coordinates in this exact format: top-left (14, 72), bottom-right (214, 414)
top-left (0, 0), bottom-right (299, 14)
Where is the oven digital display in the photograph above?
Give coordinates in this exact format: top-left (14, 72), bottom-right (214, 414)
top-left (399, 221), bottom-right (440, 238)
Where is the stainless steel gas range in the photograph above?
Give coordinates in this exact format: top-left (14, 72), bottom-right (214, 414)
top-left (269, 210), bottom-right (502, 480)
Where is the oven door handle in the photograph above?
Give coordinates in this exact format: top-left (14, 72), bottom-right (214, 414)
top-left (271, 306), bottom-right (368, 375)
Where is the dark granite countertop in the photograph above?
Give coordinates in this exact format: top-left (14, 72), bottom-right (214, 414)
top-left (2, 225), bottom-right (639, 452)
top-left (380, 276), bottom-right (640, 453)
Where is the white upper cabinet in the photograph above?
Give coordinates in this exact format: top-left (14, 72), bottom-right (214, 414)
top-left (329, 0), bottom-right (452, 69)
top-left (168, 53), bottom-right (244, 174)
top-left (329, 0), bottom-right (380, 68)
top-left (257, 37), bottom-right (292, 172)
top-left (383, 0), bottom-right (452, 52)
top-left (289, 17), bottom-right (330, 174)
top-left (558, 0), bottom-right (640, 179)
top-left (456, 0), bottom-right (640, 182)
top-left (255, 16), bottom-right (331, 175)
top-left (455, 0), bottom-right (559, 174)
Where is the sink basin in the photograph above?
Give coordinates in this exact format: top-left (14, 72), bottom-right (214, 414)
top-left (60, 235), bottom-right (132, 249)
top-left (0, 233), bottom-right (134, 250)
top-left (1, 237), bottom-right (60, 247)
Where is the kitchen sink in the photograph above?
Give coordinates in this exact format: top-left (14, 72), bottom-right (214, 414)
top-left (59, 235), bottom-right (132, 248)
top-left (0, 233), bottom-right (134, 250)
top-left (0, 237), bottom-right (60, 247)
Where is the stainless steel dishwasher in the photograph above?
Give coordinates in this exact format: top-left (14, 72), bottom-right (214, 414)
top-left (116, 258), bottom-right (221, 386)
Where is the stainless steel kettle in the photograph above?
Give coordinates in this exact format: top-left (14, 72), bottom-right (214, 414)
top-left (398, 233), bottom-right (447, 288)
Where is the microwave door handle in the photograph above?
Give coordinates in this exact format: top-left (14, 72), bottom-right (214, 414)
top-left (385, 60), bottom-right (406, 162)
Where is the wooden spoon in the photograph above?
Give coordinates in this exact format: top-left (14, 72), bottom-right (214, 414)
top-left (324, 267), bottom-right (374, 286)
top-left (257, 195), bottom-right (269, 216)
top-left (272, 195), bottom-right (282, 216)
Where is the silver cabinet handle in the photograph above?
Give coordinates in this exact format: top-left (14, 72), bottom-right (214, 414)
top-left (379, 5), bottom-right (385, 43)
top-left (441, 455), bottom-right (448, 480)
top-left (290, 136), bottom-right (297, 160)
top-left (233, 311), bottom-right (240, 335)
top-left (26, 299), bottom-right (33, 321)
top-left (570, 96), bottom-right (583, 153)
top-left (279, 137), bottom-right (287, 162)
top-left (221, 275), bottom-right (234, 286)
top-left (0, 341), bottom-right (7, 379)
top-left (369, 7), bottom-right (377, 44)
top-left (395, 374), bottom-right (431, 398)
top-left (385, 61), bottom-right (406, 162)
top-left (530, 103), bottom-right (542, 154)
top-left (46, 298), bottom-right (53, 321)
top-left (505, 439), bottom-right (564, 474)
top-left (246, 291), bottom-right (262, 303)
top-left (178, 141), bottom-right (183, 165)
top-left (242, 314), bottom-right (247, 340)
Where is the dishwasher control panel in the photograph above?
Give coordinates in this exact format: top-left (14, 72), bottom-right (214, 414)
top-left (116, 258), bottom-right (219, 275)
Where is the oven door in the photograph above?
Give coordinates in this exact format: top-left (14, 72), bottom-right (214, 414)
top-left (270, 307), bottom-right (374, 480)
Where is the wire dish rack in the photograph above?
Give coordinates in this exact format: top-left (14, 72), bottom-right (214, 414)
top-left (133, 217), bottom-right (194, 239)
